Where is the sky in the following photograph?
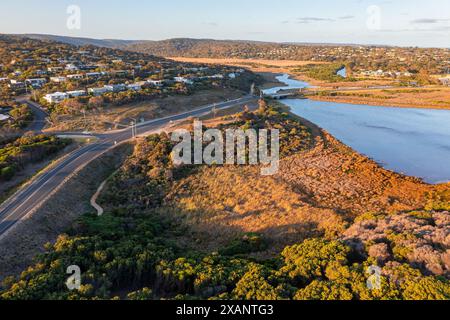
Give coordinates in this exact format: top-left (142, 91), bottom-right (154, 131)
top-left (0, 0), bottom-right (449, 47)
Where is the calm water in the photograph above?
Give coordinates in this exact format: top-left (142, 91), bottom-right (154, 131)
top-left (264, 74), bottom-right (450, 184)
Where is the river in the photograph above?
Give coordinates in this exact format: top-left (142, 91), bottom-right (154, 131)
top-left (263, 74), bottom-right (450, 184)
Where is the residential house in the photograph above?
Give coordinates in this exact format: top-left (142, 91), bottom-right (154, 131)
top-left (88, 87), bottom-right (109, 96)
top-left (111, 70), bottom-right (128, 77)
top-left (48, 66), bottom-right (64, 73)
top-left (50, 76), bottom-right (67, 83)
top-left (0, 114), bottom-right (11, 122)
top-left (174, 77), bottom-right (194, 85)
top-left (104, 84), bottom-right (127, 93)
top-left (8, 80), bottom-right (25, 90)
top-left (86, 72), bottom-right (102, 78)
top-left (146, 79), bottom-right (165, 87)
top-left (25, 78), bottom-right (47, 88)
top-left (67, 74), bottom-right (84, 80)
top-left (79, 65), bottom-right (98, 71)
top-left (67, 90), bottom-right (86, 98)
top-left (44, 92), bottom-right (68, 104)
top-left (127, 83), bottom-right (142, 91)
top-left (34, 70), bottom-right (48, 76)
top-left (66, 64), bottom-right (79, 71)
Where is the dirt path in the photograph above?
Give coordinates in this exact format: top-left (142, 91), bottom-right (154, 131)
top-left (90, 180), bottom-right (107, 216)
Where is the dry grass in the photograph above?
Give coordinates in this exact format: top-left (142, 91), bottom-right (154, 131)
top-left (310, 86), bottom-right (450, 110)
top-left (46, 89), bottom-right (245, 132)
top-left (168, 57), bottom-right (326, 68)
top-left (168, 57), bottom-right (327, 76)
top-left (160, 115), bottom-right (435, 257)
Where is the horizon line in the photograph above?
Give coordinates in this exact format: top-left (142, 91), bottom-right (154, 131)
top-left (3, 32), bottom-right (449, 50)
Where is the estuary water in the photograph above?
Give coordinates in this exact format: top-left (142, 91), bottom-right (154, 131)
top-left (263, 74), bottom-right (450, 184)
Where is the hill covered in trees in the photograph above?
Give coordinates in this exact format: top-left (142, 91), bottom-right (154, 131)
top-left (10, 35), bottom-right (449, 75)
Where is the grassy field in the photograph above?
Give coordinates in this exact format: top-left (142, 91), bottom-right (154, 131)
top-left (168, 57), bottom-right (327, 73)
top-left (309, 86), bottom-right (450, 110)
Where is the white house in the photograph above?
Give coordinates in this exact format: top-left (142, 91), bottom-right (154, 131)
top-left (127, 83), bottom-right (142, 91)
top-left (48, 67), bottom-right (64, 73)
top-left (146, 80), bottom-right (164, 87)
top-left (86, 72), bottom-right (102, 78)
top-left (67, 74), bottom-right (84, 80)
top-left (25, 78), bottom-right (47, 88)
top-left (104, 84), bottom-right (127, 93)
top-left (65, 64), bottom-right (79, 71)
top-left (88, 87), bottom-right (109, 96)
top-left (0, 114), bottom-right (10, 122)
top-left (174, 77), bottom-right (194, 85)
top-left (50, 76), bottom-right (67, 83)
top-left (44, 92), bottom-right (69, 104)
top-left (67, 90), bottom-right (86, 98)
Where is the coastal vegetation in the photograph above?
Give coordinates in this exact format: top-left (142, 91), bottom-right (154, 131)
top-left (295, 63), bottom-right (355, 82)
top-left (0, 134), bottom-right (71, 181)
top-left (1, 103), bottom-right (448, 300)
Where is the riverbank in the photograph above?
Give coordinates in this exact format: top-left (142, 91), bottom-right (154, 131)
top-left (261, 72), bottom-right (450, 184)
top-left (279, 72), bottom-right (450, 110)
top-left (307, 87), bottom-right (450, 110)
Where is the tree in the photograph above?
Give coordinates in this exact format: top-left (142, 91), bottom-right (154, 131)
top-left (88, 96), bottom-right (104, 110)
top-left (232, 265), bottom-right (280, 300)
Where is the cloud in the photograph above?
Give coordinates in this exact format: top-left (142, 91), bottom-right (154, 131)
top-left (338, 15), bottom-right (355, 20)
top-left (411, 18), bottom-right (450, 24)
top-left (284, 15), bottom-right (354, 24)
top-left (295, 17), bottom-right (335, 24)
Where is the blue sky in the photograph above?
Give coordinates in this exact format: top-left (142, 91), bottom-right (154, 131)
top-left (0, 0), bottom-right (449, 47)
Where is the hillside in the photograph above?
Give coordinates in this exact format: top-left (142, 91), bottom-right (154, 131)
top-left (7, 35), bottom-right (450, 74)
top-left (15, 34), bottom-right (140, 48)
top-left (1, 102), bottom-right (448, 300)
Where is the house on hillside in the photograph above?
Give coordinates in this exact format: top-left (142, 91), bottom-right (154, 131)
top-left (88, 87), bottom-right (109, 96)
top-left (48, 67), bottom-right (64, 73)
top-left (44, 92), bottom-right (68, 104)
top-left (86, 72), bottom-right (102, 78)
top-left (25, 78), bottom-right (47, 88)
top-left (67, 74), bottom-right (84, 80)
top-left (174, 77), bottom-right (194, 85)
top-left (146, 79), bottom-right (165, 87)
top-left (67, 90), bottom-right (86, 98)
top-left (127, 83), bottom-right (142, 91)
top-left (439, 77), bottom-right (450, 86)
top-left (0, 113), bottom-right (11, 122)
top-left (50, 76), bottom-right (67, 83)
top-left (104, 84), bottom-right (127, 93)
top-left (65, 64), bottom-right (79, 71)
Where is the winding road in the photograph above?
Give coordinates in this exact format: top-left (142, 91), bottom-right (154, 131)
top-left (0, 95), bottom-right (256, 238)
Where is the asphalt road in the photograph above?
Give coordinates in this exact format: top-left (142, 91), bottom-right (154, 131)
top-left (16, 98), bottom-right (49, 133)
top-left (0, 95), bottom-right (256, 238)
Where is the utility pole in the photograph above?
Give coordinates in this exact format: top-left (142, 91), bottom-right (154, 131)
top-left (82, 109), bottom-right (87, 130)
top-left (250, 83), bottom-right (256, 96)
top-left (130, 121), bottom-right (135, 139)
top-left (130, 117), bottom-right (138, 139)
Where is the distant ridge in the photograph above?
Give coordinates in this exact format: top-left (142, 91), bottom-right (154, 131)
top-left (13, 34), bottom-right (142, 48)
